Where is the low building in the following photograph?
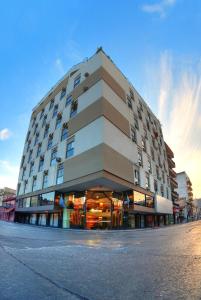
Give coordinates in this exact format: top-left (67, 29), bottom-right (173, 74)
top-left (176, 172), bottom-right (193, 221)
top-left (15, 48), bottom-right (173, 229)
top-left (0, 187), bottom-right (16, 206)
top-left (0, 195), bottom-right (16, 222)
top-left (192, 198), bottom-right (201, 220)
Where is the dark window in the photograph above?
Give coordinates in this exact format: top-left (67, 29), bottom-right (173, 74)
top-left (134, 170), bottom-right (140, 185)
top-left (66, 140), bottom-right (74, 158)
top-left (44, 124), bottom-right (49, 138)
top-left (145, 173), bottom-right (150, 190)
top-left (47, 134), bottom-right (53, 150)
top-left (127, 95), bottom-right (132, 109)
top-left (74, 74), bottom-right (81, 88)
top-left (55, 114), bottom-right (62, 129)
top-left (32, 177), bottom-right (37, 192)
top-left (29, 162), bottom-right (34, 177)
top-left (42, 172), bottom-right (48, 189)
top-left (38, 158), bottom-right (44, 172)
top-left (134, 115), bottom-right (139, 130)
top-left (60, 88), bottom-right (66, 99)
top-left (61, 124), bottom-right (68, 141)
top-left (138, 150), bottom-right (143, 166)
top-left (34, 133), bottom-right (39, 146)
top-left (40, 109), bottom-right (44, 120)
top-left (52, 105), bottom-right (58, 118)
top-left (22, 167), bottom-right (26, 180)
top-left (42, 115), bottom-right (47, 127)
top-left (65, 95), bottom-right (72, 106)
top-left (28, 150), bottom-right (32, 163)
top-left (141, 137), bottom-right (146, 152)
top-left (154, 180), bottom-right (158, 192)
top-left (37, 143), bottom-right (42, 157)
top-left (49, 99), bottom-right (54, 110)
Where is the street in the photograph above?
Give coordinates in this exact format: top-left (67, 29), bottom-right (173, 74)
top-left (0, 221), bottom-right (201, 300)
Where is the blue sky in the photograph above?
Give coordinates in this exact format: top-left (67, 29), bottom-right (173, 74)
top-left (0, 0), bottom-right (201, 196)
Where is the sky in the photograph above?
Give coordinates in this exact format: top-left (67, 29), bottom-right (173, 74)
top-left (0, 0), bottom-right (201, 197)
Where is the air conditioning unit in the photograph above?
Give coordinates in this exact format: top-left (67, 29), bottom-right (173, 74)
top-left (56, 157), bottom-right (61, 163)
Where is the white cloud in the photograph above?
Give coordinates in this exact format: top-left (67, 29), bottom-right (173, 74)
top-left (0, 128), bottom-right (12, 141)
top-left (144, 51), bottom-right (201, 198)
top-left (0, 160), bottom-right (19, 190)
top-left (141, 0), bottom-right (176, 17)
top-left (55, 58), bottom-right (65, 75)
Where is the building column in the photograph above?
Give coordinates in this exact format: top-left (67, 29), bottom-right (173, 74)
top-left (62, 208), bottom-right (70, 228)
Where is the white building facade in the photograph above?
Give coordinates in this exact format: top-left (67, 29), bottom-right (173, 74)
top-left (15, 48), bottom-right (173, 229)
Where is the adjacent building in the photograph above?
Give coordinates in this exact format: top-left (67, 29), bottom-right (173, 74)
top-left (0, 187), bottom-right (16, 222)
top-left (15, 48), bottom-right (173, 229)
top-left (176, 171), bottom-right (193, 221)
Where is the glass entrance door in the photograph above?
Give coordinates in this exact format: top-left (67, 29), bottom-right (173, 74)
top-left (86, 191), bottom-right (112, 229)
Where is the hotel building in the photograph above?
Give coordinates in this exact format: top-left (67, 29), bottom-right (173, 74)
top-left (15, 48), bottom-right (173, 229)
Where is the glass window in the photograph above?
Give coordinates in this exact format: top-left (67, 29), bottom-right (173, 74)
top-left (29, 162), bottom-right (34, 177)
top-left (134, 191), bottom-right (146, 206)
top-left (65, 95), bottom-right (72, 106)
top-left (138, 150), bottom-right (143, 166)
top-left (134, 169), bottom-right (140, 185)
top-left (30, 195), bottom-right (38, 207)
top-left (61, 124), bottom-right (68, 141)
top-left (38, 158), bottom-right (44, 172)
top-left (56, 164), bottom-right (64, 184)
top-left (49, 99), bottom-right (54, 110)
top-left (50, 148), bottom-right (57, 166)
top-left (37, 143), bottom-right (42, 157)
top-left (141, 137), bottom-right (146, 152)
top-left (154, 180), bottom-right (158, 192)
top-left (146, 196), bottom-right (154, 208)
top-left (131, 125), bottom-right (137, 143)
top-left (34, 133), bottom-right (39, 146)
top-left (52, 105), bottom-right (58, 118)
top-left (44, 124), bottom-right (49, 139)
top-left (145, 173), bottom-right (150, 190)
top-left (47, 134), bottom-right (53, 150)
top-left (74, 74), bottom-right (81, 88)
top-left (32, 177), bottom-right (37, 192)
top-left (134, 115), bottom-right (139, 130)
top-left (66, 140), bottom-right (74, 158)
top-left (60, 88), bottom-right (66, 99)
top-left (148, 159), bottom-right (152, 173)
top-left (42, 115), bottom-right (47, 127)
top-left (28, 150), bottom-right (32, 163)
top-left (55, 115), bottom-right (62, 129)
top-left (42, 173), bottom-right (48, 188)
top-left (39, 192), bottom-right (55, 206)
top-left (40, 109), bottom-right (44, 120)
top-left (22, 167), bottom-right (26, 180)
top-left (127, 95), bottom-right (132, 109)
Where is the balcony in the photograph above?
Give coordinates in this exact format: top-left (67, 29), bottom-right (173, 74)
top-left (169, 168), bottom-right (177, 178)
top-left (170, 177), bottom-right (178, 189)
top-left (168, 157), bottom-right (175, 168)
top-left (165, 142), bottom-right (174, 159)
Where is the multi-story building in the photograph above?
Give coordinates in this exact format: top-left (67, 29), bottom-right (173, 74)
top-left (165, 143), bottom-right (179, 223)
top-left (176, 171), bottom-right (193, 220)
top-left (15, 48), bottom-right (173, 229)
top-left (0, 187), bottom-right (16, 206)
top-left (0, 195), bottom-right (16, 222)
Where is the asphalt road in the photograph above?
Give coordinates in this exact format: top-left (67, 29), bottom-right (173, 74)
top-left (0, 221), bottom-right (201, 300)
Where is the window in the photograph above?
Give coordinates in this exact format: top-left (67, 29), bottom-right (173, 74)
top-left (47, 134), bottom-right (53, 150)
top-left (38, 157), bottom-right (44, 172)
top-left (65, 95), bottom-right (72, 106)
top-left (34, 123), bottom-right (38, 135)
top-left (61, 123), bottom-right (68, 141)
top-left (32, 117), bottom-right (36, 128)
top-left (141, 137), bottom-right (146, 152)
top-left (130, 89), bottom-right (134, 100)
top-left (156, 166), bottom-right (160, 180)
top-left (66, 139), bottom-right (74, 158)
top-left (148, 159), bottom-right (152, 173)
top-left (34, 133), bottom-right (39, 146)
top-left (138, 149), bottom-right (143, 166)
top-left (27, 140), bottom-right (31, 152)
top-left (161, 184), bottom-right (164, 197)
top-left (21, 155), bottom-right (25, 168)
top-left (145, 173), bottom-right (150, 190)
top-left (134, 169), bottom-right (140, 185)
top-left (56, 163), bottom-right (64, 184)
top-left (42, 115), bottom-right (47, 127)
top-left (127, 95), bottom-right (132, 109)
top-left (134, 191), bottom-right (145, 206)
top-left (137, 108), bottom-right (142, 120)
top-left (139, 102), bottom-right (143, 112)
top-left (70, 100), bottom-right (78, 118)
top-left (37, 143), bottom-right (42, 157)
top-left (28, 150), bottom-right (32, 163)
top-left (166, 187), bottom-right (169, 199)
top-left (44, 124), bottom-right (49, 138)
top-left (42, 172), bottom-right (48, 189)
top-left (74, 74), bottom-right (81, 88)
top-left (52, 104), bottom-right (58, 118)
top-left (162, 171), bottom-right (165, 184)
top-left (146, 119), bottom-right (150, 131)
top-left (39, 192), bottom-right (54, 206)
top-left (49, 99), bottom-right (54, 110)
top-left (32, 176), bottom-right (37, 192)
top-left (130, 125), bottom-right (137, 143)
top-left (154, 180), bottom-right (158, 192)
top-left (29, 162), bottom-right (34, 177)
top-left (144, 128), bottom-right (148, 140)
top-left (151, 147), bottom-right (155, 161)
top-left (40, 109), bottom-right (44, 120)
top-left (55, 114), bottom-right (62, 129)
top-left (24, 180), bottom-right (28, 194)
top-left (26, 131), bottom-right (30, 142)
top-left (22, 167), bottom-right (26, 180)
top-left (60, 88), bottom-right (66, 99)
top-left (50, 148), bottom-right (57, 166)
top-left (134, 115), bottom-right (139, 130)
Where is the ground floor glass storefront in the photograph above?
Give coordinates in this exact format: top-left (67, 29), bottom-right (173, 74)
top-left (15, 189), bottom-right (172, 229)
